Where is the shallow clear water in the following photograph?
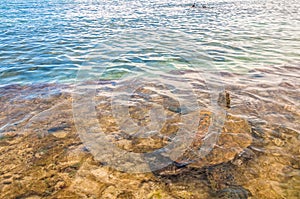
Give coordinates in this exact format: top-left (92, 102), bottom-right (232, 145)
top-left (0, 0), bottom-right (299, 85)
top-left (0, 0), bottom-right (299, 198)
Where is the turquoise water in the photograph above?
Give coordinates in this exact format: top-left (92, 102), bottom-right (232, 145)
top-left (0, 0), bottom-right (299, 85)
top-left (0, 1), bottom-right (299, 198)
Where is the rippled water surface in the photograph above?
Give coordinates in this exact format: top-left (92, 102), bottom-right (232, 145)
top-left (1, 0), bottom-right (299, 84)
top-left (0, 0), bottom-right (299, 198)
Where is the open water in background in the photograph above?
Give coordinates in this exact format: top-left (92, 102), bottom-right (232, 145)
top-left (0, 0), bottom-right (299, 85)
top-left (0, 0), bottom-right (299, 198)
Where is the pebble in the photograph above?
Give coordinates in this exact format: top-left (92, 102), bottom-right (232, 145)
top-left (52, 131), bottom-right (68, 138)
top-left (273, 138), bottom-right (285, 147)
top-left (35, 152), bottom-right (44, 158)
top-left (54, 181), bottom-right (66, 190)
top-left (2, 179), bottom-right (12, 184)
top-left (13, 174), bottom-right (21, 180)
top-left (3, 173), bottom-right (12, 179)
top-left (3, 132), bottom-right (17, 138)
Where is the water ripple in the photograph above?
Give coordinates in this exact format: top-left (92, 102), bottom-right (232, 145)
top-left (0, 0), bottom-right (299, 86)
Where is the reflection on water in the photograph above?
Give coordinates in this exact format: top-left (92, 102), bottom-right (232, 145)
top-left (0, 66), bottom-right (299, 198)
top-left (0, 0), bottom-right (299, 85)
top-left (0, 0), bottom-right (299, 198)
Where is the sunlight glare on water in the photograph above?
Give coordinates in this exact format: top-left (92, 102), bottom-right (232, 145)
top-left (0, 0), bottom-right (299, 198)
top-left (0, 0), bottom-right (299, 85)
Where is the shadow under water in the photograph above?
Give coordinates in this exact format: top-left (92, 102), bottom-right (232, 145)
top-left (0, 65), bottom-right (299, 199)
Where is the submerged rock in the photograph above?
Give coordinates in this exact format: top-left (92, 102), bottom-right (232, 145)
top-left (154, 109), bottom-right (253, 198)
top-left (218, 91), bottom-right (231, 108)
top-left (216, 185), bottom-right (251, 199)
top-left (173, 112), bottom-right (252, 168)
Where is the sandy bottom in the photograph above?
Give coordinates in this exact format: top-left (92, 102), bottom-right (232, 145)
top-left (0, 66), bottom-right (299, 199)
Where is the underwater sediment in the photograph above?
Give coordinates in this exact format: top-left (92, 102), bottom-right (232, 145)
top-left (0, 66), bottom-right (299, 199)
